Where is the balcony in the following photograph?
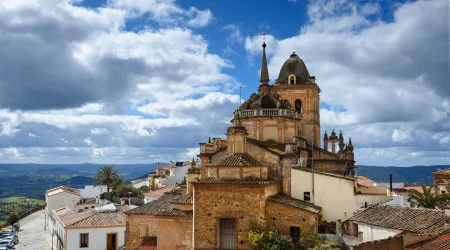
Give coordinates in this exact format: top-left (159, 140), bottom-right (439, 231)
top-left (237, 109), bottom-right (300, 119)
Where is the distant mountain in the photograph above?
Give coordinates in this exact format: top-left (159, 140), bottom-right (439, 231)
top-left (356, 165), bottom-right (449, 185)
top-left (60, 176), bottom-right (94, 188)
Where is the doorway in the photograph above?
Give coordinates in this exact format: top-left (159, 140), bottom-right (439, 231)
top-left (219, 218), bottom-right (236, 249)
top-left (106, 233), bottom-right (117, 250)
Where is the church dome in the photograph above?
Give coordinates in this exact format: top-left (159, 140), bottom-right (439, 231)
top-left (276, 52), bottom-right (311, 84)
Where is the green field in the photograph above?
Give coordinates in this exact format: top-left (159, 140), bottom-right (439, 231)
top-left (0, 196), bottom-right (45, 226)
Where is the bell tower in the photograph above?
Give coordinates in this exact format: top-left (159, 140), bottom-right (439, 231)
top-left (271, 52), bottom-right (321, 146)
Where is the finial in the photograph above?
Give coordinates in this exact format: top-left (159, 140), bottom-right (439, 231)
top-left (349, 137), bottom-right (352, 145)
top-left (208, 137), bottom-right (211, 143)
top-left (259, 33), bottom-right (269, 85)
top-left (234, 110), bottom-right (241, 125)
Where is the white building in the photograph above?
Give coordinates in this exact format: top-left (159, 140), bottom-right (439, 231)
top-left (78, 185), bottom-right (106, 199)
top-left (45, 185), bottom-right (81, 230)
top-left (291, 168), bottom-right (392, 221)
top-left (149, 160), bottom-right (201, 188)
top-left (342, 205), bottom-right (446, 245)
top-left (130, 178), bottom-right (148, 189)
top-left (52, 204), bottom-right (129, 250)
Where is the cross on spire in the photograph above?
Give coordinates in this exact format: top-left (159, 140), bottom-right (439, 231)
top-left (259, 32), bottom-right (269, 85)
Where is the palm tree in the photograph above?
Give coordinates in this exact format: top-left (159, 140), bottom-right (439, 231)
top-left (94, 166), bottom-right (121, 193)
top-left (407, 185), bottom-right (450, 209)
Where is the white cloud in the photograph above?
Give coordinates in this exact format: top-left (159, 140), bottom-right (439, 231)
top-left (109, 0), bottom-right (213, 27)
top-left (244, 0), bottom-right (449, 166)
top-left (91, 128), bottom-right (109, 135)
top-left (391, 129), bottom-right (413, 143)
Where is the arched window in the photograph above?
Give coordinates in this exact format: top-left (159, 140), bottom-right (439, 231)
top-left (289, 74), bottom-right (296, 85)
top-left (295, 99), bottom-right (302, 113)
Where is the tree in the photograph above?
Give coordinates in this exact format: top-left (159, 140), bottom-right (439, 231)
top-left (408, 185), bottom-right (450, 209)
top-left (7, 213), bottom-right (19, 226)
top-left (94, 166), bottom-right (121, 193)
top-left (139, 186), bottom-right (150, 193)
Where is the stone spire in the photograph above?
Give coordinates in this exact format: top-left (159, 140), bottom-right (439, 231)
top-left (259, 42), bottom-right (269, 85)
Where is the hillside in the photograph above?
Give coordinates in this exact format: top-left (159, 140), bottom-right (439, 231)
top-left (0, 196), bottom-right (44, 226)
top-left (356, 165), bottom-right (448, 185)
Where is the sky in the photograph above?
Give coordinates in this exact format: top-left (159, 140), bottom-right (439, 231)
top-left (0, 0), bottom-right (448, 166)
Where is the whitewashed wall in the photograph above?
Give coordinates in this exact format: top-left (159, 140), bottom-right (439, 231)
top-left (66, 226), bottom-right (125, 250)
top-left (46, 192), bottom-right (80, 228)
top-left (357, 222), bottom-right (402, 242)
top-left (79, 185), bottom-right (106, 199)
top-left (132, 180), bottom-right (148, 189)
top-left (291, 169), bottom-right (392, 221)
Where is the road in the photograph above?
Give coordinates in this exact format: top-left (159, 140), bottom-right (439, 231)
top-left (16, 209), bottom-right (52, 250)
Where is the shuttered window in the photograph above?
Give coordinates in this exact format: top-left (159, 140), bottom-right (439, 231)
top-left (80, 233), bottom-right (89, 248)
top-left (219, 218), bottom-right (236, 249)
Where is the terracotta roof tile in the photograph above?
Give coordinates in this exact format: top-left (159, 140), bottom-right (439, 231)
top-left (406, 231), bottom-right (450, 250)
top-left (144, 186), bottom-right (178, 198)
top-left (268, 194), bottom-right (321, 214)
top-left (127, 187), bottom-right (192, 217)
top-left (46, 185), bottom-right (80, 197)
top-left (68, 206), bottom-right (130, 228)
top-left (347, 205), bottom-right (447, 234)
top-left (247, 138), bottom-right (287, 156)
top-left (133, 237), bottom-right (157, 250)
top-left (212, 153), bottom-right (263, 166)
top-left (193, 177), bottom-right (278, 185)
top-left (53, 205), bottom-right (130, 228)
top-left (357, 176), bottom-right (376, 188)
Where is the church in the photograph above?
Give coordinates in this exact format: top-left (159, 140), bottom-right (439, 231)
top-left (125, 43), bottom-right (390, 250)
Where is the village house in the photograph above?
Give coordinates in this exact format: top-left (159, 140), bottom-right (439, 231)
top-left (52, 203), bottom-right (130, 250)
top-left (125, 43), bottom-right (394, 249)
top-left (148, 160), bottom-right (201, 189)
top-left (78, 185), bottom-right (106, 199)
top-left (130, 178), bottom-right (148, 189)
top-left (45, 185), bottom-right (81, 231)
top-left (341, 204), bottom-right (447, 247)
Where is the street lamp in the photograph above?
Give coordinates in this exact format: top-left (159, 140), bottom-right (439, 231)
top-left (128, 191), bottom-right (132, 205)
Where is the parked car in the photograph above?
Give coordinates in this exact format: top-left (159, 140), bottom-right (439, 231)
top-left (0, 239), bottom-right (13, 248)
top-left (0, 247), bottom-right (13, 250)
top-left (1, 236), bottom-right (17, 245)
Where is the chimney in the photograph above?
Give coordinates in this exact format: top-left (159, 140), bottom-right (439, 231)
top-left (389, 174), bottom-right (393, 193)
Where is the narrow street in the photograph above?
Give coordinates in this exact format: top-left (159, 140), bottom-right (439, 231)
top-left (16, 210), bottom-right (52, 250)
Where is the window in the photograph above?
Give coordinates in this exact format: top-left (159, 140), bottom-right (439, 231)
top-left (290, 227), bottom-right (300, 244)
top-left (304, 192), bottom-right (310, 201)
top-left (295, 99), bottom-right (302, 113)
top-left (80, 233), bottom-right (89, 248)
top-left (289, 74), bottom-right (296, 85)
top-left (442, 191), bottom-right (446, 194)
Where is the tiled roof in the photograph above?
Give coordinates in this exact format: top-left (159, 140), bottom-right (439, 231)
top-left (53, 208), bottom-right (95, 227)
top-left (170, 189), bottom-right (193, 204)
top-left (193, 177), bottom-right (278, 185)
top-left (268, 194), bottom-right (321, 214)
top-left (46, 185), bottom-right (80, 197)
top-left (68, 206), bottom-right (130, 228)
top-left (347, 205), bottom-right (447, 234)
top-left (406, 231), bottom-right (450, 250)
top-left (144, 186), bottom-right (178, 198)
top-left (357, 176), bottom-right (376, 188)
top-left (134, 237), bottom-right (157, 250)
top-left (53, 205), bottom-right (130, 228)
top-left (212, 153), bottom-right (263, 166)
top-left (127, 187), bottom-right (192, 217)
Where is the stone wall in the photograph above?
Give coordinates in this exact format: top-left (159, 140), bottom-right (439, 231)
top-left (353, 235), bottom-right (403, 250)
top-left (265, 200), bottom-right (318, 235)
top-left (193, 183), bottom-right (278, 249)
top-left (126, 214), bottom-right (193, 250)
top-left (126, 214), bottom-right (158, 250)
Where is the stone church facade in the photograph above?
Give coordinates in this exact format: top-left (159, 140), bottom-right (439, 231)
top-left (125, 43), bottom-right (357, 250)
